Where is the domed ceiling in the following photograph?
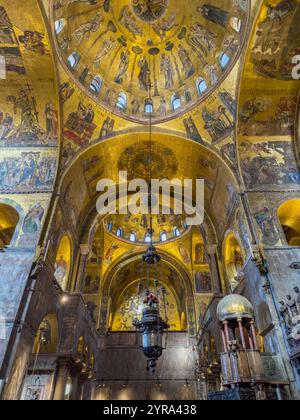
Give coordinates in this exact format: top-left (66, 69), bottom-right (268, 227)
top-left (52, 0), bottom-right (250, 124)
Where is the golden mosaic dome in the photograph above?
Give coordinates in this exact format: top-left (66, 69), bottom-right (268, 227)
top-left (217, 294), bottom-right (254, 322)
top-left (52, 0), bottom-right (250, 124)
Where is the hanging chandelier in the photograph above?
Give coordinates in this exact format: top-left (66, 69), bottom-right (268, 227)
top-left (133, 277), bottom-right (170, 373)
top-left (134, 164), bottom-right (169, 376)
top-left (136, 182), bottom-right (170, 375)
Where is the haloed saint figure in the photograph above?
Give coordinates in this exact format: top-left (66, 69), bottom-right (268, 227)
top-left (54, 256), bottom-right (68, 288)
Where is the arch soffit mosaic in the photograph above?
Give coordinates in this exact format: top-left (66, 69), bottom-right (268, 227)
top-left (237, 0), bottom-right (300, 191)
top-left (0, 0), bottom-right (61, 251)
top-left (57, 133), bottom-right (240, 241)
top-left (101, 249), bottom-right (194, 301)
top-left (40, 1), bottom-right (262, 193)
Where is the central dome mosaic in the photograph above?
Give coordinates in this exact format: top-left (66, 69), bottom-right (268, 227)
top-left (52, 0), bottom-right (249, 123)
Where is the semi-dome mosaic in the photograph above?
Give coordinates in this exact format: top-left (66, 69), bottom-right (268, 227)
top-left (52, 0), bottom-right (250, 124)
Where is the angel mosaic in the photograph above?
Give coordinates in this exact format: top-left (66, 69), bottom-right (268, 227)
top-left (73, 13), bottom-right (103, 45)
top-left (118, 6), bottom-right (143, 38)
top-left (114, 50), bottom-right (130, 84)
top-left (153, 12), bottom-right (178, 40)
top-left (94, 37), bottom-right (117, 68)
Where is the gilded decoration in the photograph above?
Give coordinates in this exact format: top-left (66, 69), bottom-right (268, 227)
top-left (52, 0), bottom-right (250, 124)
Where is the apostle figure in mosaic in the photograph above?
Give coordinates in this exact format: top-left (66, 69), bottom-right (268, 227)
top-left (138, 57), bottom-right (150, 91)
top-left (160, 54), bottom-right (174, 89)
top-left (94, 37), bottom-right (116, 68)
top-left (178, 44), bottom-right (195, 79)
top-left (114, 50), bottom-right (130, 84)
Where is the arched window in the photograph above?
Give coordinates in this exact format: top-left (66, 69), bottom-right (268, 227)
top-left (67, 52), bottom-right (81, 70)
top-left (278, 199), bottom-right (300, 246)
top-left (54, 235), bottom-right (72, 291)
top-left (129, 232), bottom-right (137, 242)
top-left (32, 314), bottom-right (58, 355)
top-left (196, 77), bottom-right (207, 95)
top-left (173, 227), bottom-right (180, 237)
top-left (160, 231), bottom-right (167, 242)
top-left (0, 203), bottom-right (19, 249)
top-left (219, 52), bottom-right (230, 69)
top-left (90, 75), bottom-right (103, 95)
top-left (145, 232), bottom-right (152, 243)
top-left (107, 221), bottom-right (113, 232)
top-left (0, 55), bottom-right (6, 80)
top-left (116, 92), bottom-right (127, 111)
top-left (116, 228), bottom-right (123, 238)
top-left (171, 94), bottom-right (181, 111)
top-left (54, 19), bottom-right (66, 35)
top-left (145, 98), bottom-right (153, 114)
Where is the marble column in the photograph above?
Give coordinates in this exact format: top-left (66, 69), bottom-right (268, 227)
top-left (69, 367), bottom-right (81, 401)
top-left (207, 245), bottom-right (222, 294)
top-left (238, 319), bottom-right (246, 350)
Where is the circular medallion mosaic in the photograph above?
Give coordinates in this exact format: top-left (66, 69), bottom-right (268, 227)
top-left (118, 141), bottom-right (178, 180)
top-left (131, 0), bottom-right (169, 23)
